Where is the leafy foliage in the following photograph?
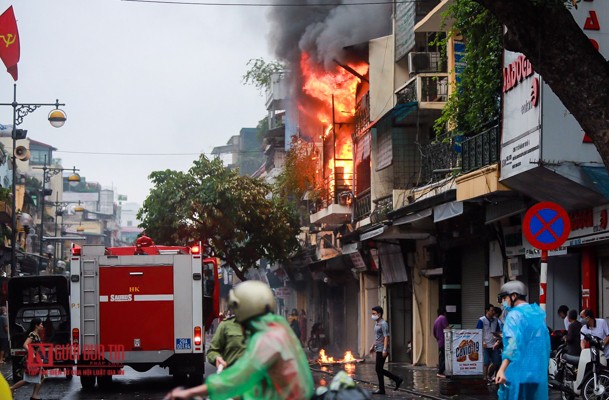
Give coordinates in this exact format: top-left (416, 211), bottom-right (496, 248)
top-left (242, 58), bottom-right (286, 95)
top-left (137, 156), bottom-right (300, 280)
top-left (276, 137), bottom-right (319, 201)
top-left (434, 0), bottom-right (503, 136)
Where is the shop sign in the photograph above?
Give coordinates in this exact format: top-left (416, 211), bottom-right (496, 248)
top-left (567, 204), bottom-right (609, 246)
top-left (274, 287), bottom-right (292, 298)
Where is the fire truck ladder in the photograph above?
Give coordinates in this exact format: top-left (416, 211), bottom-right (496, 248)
top-left (81, 259), bottom-right (99, 346)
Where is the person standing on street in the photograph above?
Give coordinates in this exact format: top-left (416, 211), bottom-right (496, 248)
top-left (206, 308), bottom-right (246, 370)
top-left (298, 309), bottom-right (308, 346)
top-left (433, 308), bottom-right (449, 378)
top-left (565, 309), bottom-right (582, 357)
top-left (0, 306), bottom-right (8, 364)
top-left (368, 306), bottom-right (403, 395)
top-left (165, 280), bottom-right (314, 400)
top-left (579, 308), bottom-right (609, 359)
top-left (557, 305), bottom-right (570, 330)
top-left (495, 280), bottom-right (550, 399)
top-left (477, 304), bottom-right (501, 382)
top-left (9, 318), bottom-right (45, 400)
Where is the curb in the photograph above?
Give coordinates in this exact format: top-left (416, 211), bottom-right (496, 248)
top-left (310, 366), bottom-right (450, 400)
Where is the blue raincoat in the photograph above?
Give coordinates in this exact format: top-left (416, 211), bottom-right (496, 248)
top-left (500, 302), bottom-right (550, 400)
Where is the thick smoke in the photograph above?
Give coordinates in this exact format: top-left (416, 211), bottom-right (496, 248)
top-left (266, 0), bottom-right (391, 136)
top-left (267, 0), bottom-right (392, 68)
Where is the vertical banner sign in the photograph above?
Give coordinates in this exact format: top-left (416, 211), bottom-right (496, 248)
top-left (448, 329), bottom-right (483, 375)
top-left (0, 6), bottom-right (19, 81)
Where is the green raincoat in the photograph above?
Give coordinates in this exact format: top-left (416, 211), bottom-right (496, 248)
top-left (206, 313), bottom-right (314, 400)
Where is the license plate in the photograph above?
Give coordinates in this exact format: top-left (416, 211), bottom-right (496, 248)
top-left (176, 338), bottom-right (191, 350)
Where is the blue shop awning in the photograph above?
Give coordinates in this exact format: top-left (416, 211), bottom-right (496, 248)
top-left (582, 166), bottom-right (609, 200)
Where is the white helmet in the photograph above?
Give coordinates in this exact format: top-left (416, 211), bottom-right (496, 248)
top-left (498, 280), bottom-right (527, 303)
top-left (228, 280), bottom-right (276, 322)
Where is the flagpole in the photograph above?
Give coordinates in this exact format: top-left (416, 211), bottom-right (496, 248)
top-left (10, 84), bottom-right (17, 277)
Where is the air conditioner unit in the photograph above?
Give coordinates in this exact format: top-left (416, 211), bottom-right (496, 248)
top-left (408, 52), bottom-right (440, 74)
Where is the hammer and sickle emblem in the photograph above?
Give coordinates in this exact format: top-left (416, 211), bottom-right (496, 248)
top-left (0, 33), bottom-right (16, 48)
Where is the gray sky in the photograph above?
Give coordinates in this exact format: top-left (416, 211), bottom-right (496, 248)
top-left (0, 0), bottom-right (271, 205)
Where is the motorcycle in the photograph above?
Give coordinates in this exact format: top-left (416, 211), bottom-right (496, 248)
top-left (549, 333), bottom-right (609, 399)
top-left (308, 322), bottom-right (329, 353)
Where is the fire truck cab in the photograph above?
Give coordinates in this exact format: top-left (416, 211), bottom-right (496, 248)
top-left (70, 237), bottom-right (216, 389)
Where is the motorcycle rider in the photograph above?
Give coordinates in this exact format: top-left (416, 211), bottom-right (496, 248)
top-left (579, 308), bottom-right (609, 358)
top-left (495, 280), bottom-right (550, 399)
top-left (165, 280), bottom-right (314, 400)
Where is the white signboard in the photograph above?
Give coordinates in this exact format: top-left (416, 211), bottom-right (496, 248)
top-left (500, 51), bottom-right (542, 180)
top-left (448, 329), bottom-right (483, 376)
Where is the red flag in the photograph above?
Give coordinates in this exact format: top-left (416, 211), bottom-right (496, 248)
top-left (0, 6), bottom-right (19, 81)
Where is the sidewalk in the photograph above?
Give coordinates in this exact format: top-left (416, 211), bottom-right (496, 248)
top-left (312, 361), bottom-right (562, 400)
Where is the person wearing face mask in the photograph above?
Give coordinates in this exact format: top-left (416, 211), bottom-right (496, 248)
top-left (495, 280), bottom-right (550, 400)
top-left (579, 308), bottom-right (609, 358)
top-left (368, 306), bottom-right (403, 395)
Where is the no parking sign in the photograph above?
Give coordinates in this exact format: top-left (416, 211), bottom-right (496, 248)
top-left (522, 202), bottom-right (571, 312)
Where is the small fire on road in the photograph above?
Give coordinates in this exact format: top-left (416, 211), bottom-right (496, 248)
top-left (316, 349), bottom-right (364, 365)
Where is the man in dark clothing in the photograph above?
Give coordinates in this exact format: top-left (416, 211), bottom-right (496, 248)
top-left (565, 309), bottom-right (582, 356)
top-left (433, 308), bottom-right (449, 378)
top-left (368, 306), bottom-right (403, 395)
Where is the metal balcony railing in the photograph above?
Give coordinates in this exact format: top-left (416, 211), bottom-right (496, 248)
top-left (355, 93), bottom-right (370, 135)
top-left (419, 133), bottom-right (460, 185)
top-left (316, 171), bottom-right (354, 210)
top-left (354, 188), bottom-right (371, 221)
top-left (370, 194), bottom-right (393, 223)
top-left (396, 73), bottom-right (449, 105)
top-left (461, 125), bottom-right (500, 173)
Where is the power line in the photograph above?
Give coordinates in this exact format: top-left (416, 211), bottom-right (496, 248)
top-left (122, 0), bottom-right (410, 6)
top-left (55, 150), bottom-right (265, 156)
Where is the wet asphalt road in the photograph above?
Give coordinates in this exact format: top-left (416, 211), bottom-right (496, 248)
top-left (4, 362), bottom-right (424, 400)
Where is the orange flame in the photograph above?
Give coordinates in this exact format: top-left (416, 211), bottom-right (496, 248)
top-left (299, 53), bottom-right (367, 198)
top-left (318, 349), bottom-right (358, 364)
top-left (300, 53), bottom-right (368, 127)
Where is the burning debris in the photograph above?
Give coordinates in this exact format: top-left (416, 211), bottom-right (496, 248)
top-left (315, 349), bottom-right (364, 366)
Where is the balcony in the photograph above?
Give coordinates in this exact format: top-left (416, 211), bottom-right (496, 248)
top-left (354, 188), bottom-right (371, 222)
top-left (395, 73), bottom-right (449, 109)
top-left (419, 133), bottom-right (459, 185)
top-left (265, 71), bottom-right (289, 110)
top-left (461, 124), bottom-right (500, 173)
top-left (310, 171), bottom-right (353, 226)
top-left (370, 194), bottom-right (393, 224)
top-left (355, 93), bottom-right (370, 135)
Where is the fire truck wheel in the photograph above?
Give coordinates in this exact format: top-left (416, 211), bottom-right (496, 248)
top-left (80, 375), bottom-right (96, 390)
top-left (98, 375), bottom-right (112, 388)
top-left (173, 373), bottom-right (188, 385)
top-left (189, 371), bottom-right (204, 386)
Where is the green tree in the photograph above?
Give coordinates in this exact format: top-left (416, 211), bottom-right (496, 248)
top-left (242, 58), bottom-right (286, 95)
top-left (138, 155), bottom-right (300, 281)
top-left (474, 0), bottom-right (609, 168)
top-left (434, 0), bottom-right (503, 136)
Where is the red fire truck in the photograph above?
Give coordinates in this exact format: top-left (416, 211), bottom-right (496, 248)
top-left (70, 236), bottom-right (219, 389)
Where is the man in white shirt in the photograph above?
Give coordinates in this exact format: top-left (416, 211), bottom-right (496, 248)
top-left (580, 309), bottom-right (609, 359)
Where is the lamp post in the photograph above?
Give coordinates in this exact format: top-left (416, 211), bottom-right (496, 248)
top-left (46, 195), bottom-right (83, 273)
top-left (0, 84), bottom-right (67, 277)
top-left (32, 160), bottom-right (79, 274)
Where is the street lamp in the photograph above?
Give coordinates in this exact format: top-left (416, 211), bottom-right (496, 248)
top-left (0, 84), bottom-right (67, 277)
top-left (32, 160), bottom-right (79, 273)
top-left (46, 196), bottom-right (84, 271)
